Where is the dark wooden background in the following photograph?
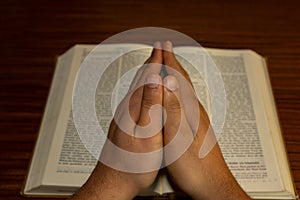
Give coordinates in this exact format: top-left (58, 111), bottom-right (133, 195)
top-left (0, 0), bottom-right (299, 199)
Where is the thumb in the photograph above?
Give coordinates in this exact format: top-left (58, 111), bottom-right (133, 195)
top-left (135, 74), bottom-right (163, 139)
top-left (163, 76), bottom-right (182, 143)
top-left (163, 75), bottom-right (195, 163)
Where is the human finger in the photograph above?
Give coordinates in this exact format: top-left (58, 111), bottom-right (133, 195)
top-left (162, 41), bottom-right (192, 84)
top-left (129, 41), bottom-right (163, 92)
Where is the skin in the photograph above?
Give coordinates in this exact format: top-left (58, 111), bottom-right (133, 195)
top-left (70, 41), bottom-right (251, 200)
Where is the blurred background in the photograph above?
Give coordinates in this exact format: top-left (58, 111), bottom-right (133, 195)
top-left (0, 0), bottom-right (299, 199)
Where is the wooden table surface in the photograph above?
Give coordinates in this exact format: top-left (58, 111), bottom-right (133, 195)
top-left (1, 0), bottom-right (299, 199)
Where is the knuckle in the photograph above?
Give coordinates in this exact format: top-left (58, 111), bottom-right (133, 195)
top-left (165, 98), bottom-right (181, 111)
top-left (142, 96), bottom-right (155, 109)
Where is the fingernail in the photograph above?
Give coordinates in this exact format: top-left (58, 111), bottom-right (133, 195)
top-left (153, 41), bottom-right (161, 49)
top-left (163, 41), bottom-right (173, 52)
top-left (164, 76), bottom-right (178, 91)
top-left (146, 74), bottom-right (160, 88)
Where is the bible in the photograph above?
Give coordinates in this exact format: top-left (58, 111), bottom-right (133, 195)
top-left (22, 44), bottom-right (298, 199)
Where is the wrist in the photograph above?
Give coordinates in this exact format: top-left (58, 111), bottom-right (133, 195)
top-left (72, 162), bottom-right (139, 200)
top-left (95, 163), bottom-right (139, 199)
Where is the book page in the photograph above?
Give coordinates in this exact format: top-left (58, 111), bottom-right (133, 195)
top-left (23, 47), bottom-right (78, 194)
top-left (175, 47), bottom-right (283, 193)
top-left (42, 45), bottom-right (159, 191)
top-left (43, 46), bottom-right (95, 188)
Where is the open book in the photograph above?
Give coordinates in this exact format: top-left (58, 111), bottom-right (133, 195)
top-left (22, 44), bottom-right (298, 199)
